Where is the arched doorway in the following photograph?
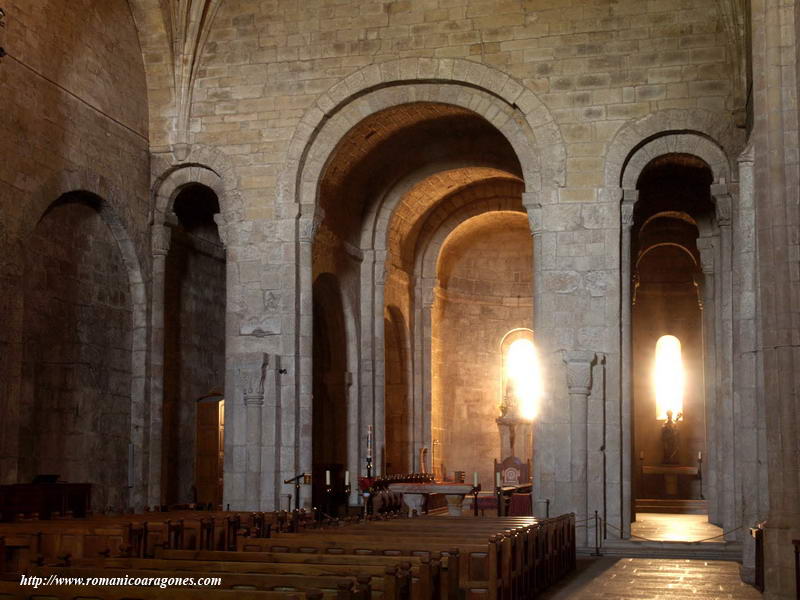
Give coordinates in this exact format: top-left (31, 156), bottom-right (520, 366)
top-left (162, 183), bottom-right (226, 507)
top-left (631, 154), bottom-right (715, 531)
top-left (306, 95), bottom-right (540, 510)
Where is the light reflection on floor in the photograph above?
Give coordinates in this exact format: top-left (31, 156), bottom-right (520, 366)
top-left (631, 512), bottom-right (724, 543)
top-left (538, 557), bottom-right (761, 599)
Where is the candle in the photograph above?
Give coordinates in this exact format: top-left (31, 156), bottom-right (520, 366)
top-left (325, 470), bottom-right (330, 486)
top-left (639, 450), bottom-right (644, 460)
top-left (367, 425), bottom-right (373, 459)
top-left (473, 472), bottom-right (478, 487)
top-left (345, 470), bottom-right (350, 486)
top-left (495, 472), bottom-right (501, 487)
top-left (698, 451), bottom-right (702, 461)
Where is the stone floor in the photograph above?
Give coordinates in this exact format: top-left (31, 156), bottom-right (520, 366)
top-left (631, 513), bottom-right (725, 543)
top-left (540, 557), bottom-right (762, 599)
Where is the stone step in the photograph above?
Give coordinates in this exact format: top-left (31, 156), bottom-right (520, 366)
top-left (635, 498), bottom-right (708, 514)
top-left (587, 539), bottom-right (742, 561)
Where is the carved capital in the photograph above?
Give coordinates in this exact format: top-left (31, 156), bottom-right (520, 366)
top-left (695, 232), bottom-right (716, 275)
top-left (737, 141), bottom-right (754, 165)
top-left (621, 201), bottom-right (634, 228)
top-left (152, 223), bottom-right (171, 256)
top-left (526, 204), bottom-right (544, 237)
top-left (714, 194), bottom-right (732, 227)
top-left (299, 209), bottom-right (325, 243)
top-left (564, 351), bottom-right (595, 396)
top-left (213, 213), bottom-right (229, 247)
top-left (239, 353), bottom-right (269, 405)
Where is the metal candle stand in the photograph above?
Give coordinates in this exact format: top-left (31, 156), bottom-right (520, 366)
top-left (324, 484), bottom-right (333, 520)
top-left (283, 472), bottom-right (310, 512)
top-left (697, 453), bottom-right (704, 499)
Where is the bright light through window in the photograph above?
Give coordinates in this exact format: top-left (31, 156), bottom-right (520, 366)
top-left (654, 335), bottom-right (684, 420)
top-left (506, 338), bottom-right (542, 420)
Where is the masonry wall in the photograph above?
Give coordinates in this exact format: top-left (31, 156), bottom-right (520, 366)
top-left (0, 0), bottom-right (151, 500)
top-left (21, 199), bottom-right (133, 510)
top-left (189, 0), bottom-right (734, 219)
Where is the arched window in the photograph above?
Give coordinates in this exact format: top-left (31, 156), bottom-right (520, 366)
top-left (654, 334), bottom-right (684, 420)
top-left (500, 329), bottom-right (542, 421)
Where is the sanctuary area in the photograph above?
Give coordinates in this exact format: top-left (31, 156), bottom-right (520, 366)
top-left (0, 0), bottom-right (798, 598)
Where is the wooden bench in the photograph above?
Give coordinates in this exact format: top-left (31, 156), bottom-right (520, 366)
top-left (0, 580), bottom-right (315, 600)
top-left (154, 550), bottom-right (453, 600)
top-left (27, 565), bottom-right (369, 599)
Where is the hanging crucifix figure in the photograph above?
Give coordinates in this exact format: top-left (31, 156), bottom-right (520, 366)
top-left (661, 409), bottom-right (683, 465)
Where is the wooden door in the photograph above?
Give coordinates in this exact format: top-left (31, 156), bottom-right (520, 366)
top-left (196, 400), bottom-right (224, 507)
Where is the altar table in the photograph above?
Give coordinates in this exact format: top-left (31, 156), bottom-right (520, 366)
top-left (388, 482), bottom-right (474, 516)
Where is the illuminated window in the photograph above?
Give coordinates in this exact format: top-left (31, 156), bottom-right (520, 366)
top-left (501, 331), bottom-right (542, 420)
top-left (654, 335), bottom-right (684, 420)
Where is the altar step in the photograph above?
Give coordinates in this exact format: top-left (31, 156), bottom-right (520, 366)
top-left (635, 498), bottom-right (708, 514)
top-left (591, 539), bottom-right (742, 561)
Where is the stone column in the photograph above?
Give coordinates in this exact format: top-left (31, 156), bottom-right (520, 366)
top-left (358, 248), bottom-right (375, 481)
top-left (147, 221), bottom-right (172, 507)
top-left (525, 198), bottom-right (551, 517)
top-left (241, 353), bottom-right (268, 509)
top-left (619, 193), bottom-right (635, 538)
top-left (414, 277), bottom-right (435, 472)
top-left (295, 213), bottom-right (322, 508)
top-left (712, 189), bottom-right (737, 541)
top-left (751, 0), bottom-right (800, 594)
top-left (565, 350), bottom-right (596, 547)
top-left (696, 228), bottom-right (719, 527)
top-left (733, 144), bottom-right (767, 582)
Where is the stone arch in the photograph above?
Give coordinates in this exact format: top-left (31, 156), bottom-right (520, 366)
top-left (418, 197), bottom-right (526, 280)
top-left (24, 167), bottom-right (149, 508)
top-left (150, 160), bottom-right (232, 506)
top-left (152, 146), bottom-right (245, 241)
top-left (604, 108), bottom-right (743, 190)
top-left (281, 58), bottom-right (565, 220)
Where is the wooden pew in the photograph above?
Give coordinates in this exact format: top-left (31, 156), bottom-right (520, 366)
top-left (27, 565), bottom-right (365, 599)
top-left (237, 533), bottom-right (500, 600)
top-left (0, 580), bottom-right (315, 600)
top-left (154, 549), bottom-right (451, 600)
top-left (52, 556), bottom-right (435, 599)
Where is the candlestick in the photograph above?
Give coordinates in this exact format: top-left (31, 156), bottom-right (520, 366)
top-left (473, 471), bottom-right (478, 487)
top-left (325, 470), bottom-right (330, 485)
